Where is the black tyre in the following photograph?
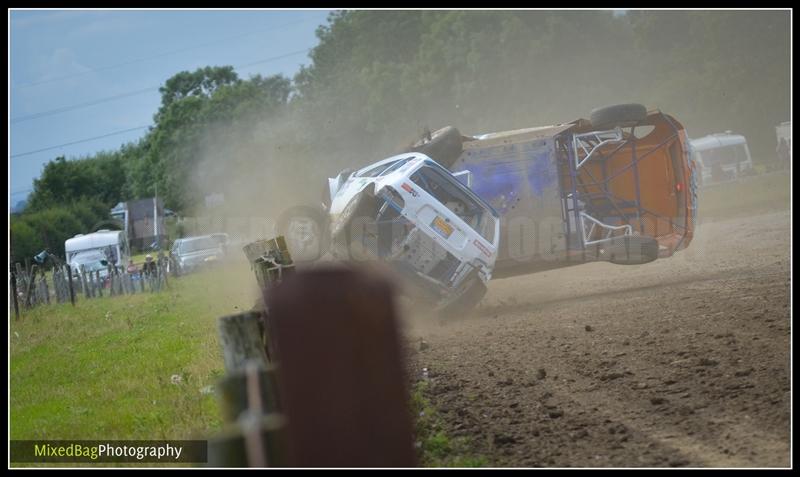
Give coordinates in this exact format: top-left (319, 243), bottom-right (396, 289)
top-left (604, 235), bottom-right (659, 265)
top-left (590, 103), bottom-right (648, 130)
top-left (408, 126), bottom-right (464, 168)
top-left (276, 205), bottom-right (329, 263)
top-left (437, 272), bottom-right (488, 317)
top-left (329, 188), bottom-right (381, 260)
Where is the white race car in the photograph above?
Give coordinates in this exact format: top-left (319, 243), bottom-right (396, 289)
top-left (278, 153), bottom-right (500, 315)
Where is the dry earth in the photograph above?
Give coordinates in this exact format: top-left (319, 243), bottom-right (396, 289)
top-left (404, 195), bottom-right (791, 467)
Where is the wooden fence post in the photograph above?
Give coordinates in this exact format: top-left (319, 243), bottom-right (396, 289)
top-left (95, 270), bottom-right (103, 297)
top-left (81, 265), bottom-right (92, 298)
top-left (266, 267), bottom-right (417, 467)
top-left (86, 266), bottom-right (94, 298)
top-left (217, 361), bottom-right (282, 422)
top-left (208, 412), bottom-right (287, 468)
top-left (41, 275), bottom-right (50, 305)
top-left (66, 265), bottom-right (75, 305)
top-left (117, 268), bottom-right (124, 295)
top-left (24, 265), bottom-right (38, 309)
top-left (51, 268), bottom-right (58, 304)
top-left (11, 271), bottom-right (20, 320)
top-left (108, 266), bottom-right (115, 297)
top-left (53, 268), bottom-right (62, 303)
top-left (218, 312), bottom-right (269, 373)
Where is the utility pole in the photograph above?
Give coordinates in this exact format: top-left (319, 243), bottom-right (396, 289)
top-left (154, 183), bottom-right (159, 248)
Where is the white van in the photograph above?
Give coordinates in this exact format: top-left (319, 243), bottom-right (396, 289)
top-left (690, 132), bottom-right (754, 185)
top-left (65, 230), bottom-right (130, 274)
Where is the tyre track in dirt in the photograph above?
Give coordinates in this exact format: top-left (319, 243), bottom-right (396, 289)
top-left (404, 210), bottom-right (790, 467)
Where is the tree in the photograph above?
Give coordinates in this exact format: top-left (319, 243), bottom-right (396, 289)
top-left (156, 65), bottom-right (240, 118)
top-left (26, 152), bottom-right (127, 212)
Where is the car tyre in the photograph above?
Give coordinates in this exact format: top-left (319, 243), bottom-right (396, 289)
top-left (590, 103), bottom-right (648, 130)
top-left (408, 126), bottom-right (464, 168)
top-left (276, 205), bottom-right (329, 263)
top-left (604, 235), bottom-right (660, 265)
top-left (437, 271), bottom-right (488, 318)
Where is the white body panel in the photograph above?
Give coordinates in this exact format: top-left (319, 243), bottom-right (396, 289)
top-left (64, 230), bottom-right (129, 267)
top-left (690, 133), bottom-right (753, 184)
top-left (327, 153), bottom-right (500, 289)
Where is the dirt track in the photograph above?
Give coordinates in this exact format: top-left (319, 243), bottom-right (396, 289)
top-left (404, 202), bottom-right (791, 467)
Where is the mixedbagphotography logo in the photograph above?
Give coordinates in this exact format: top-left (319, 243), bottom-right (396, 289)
top-left (10, 440), bottom-right (208, 463)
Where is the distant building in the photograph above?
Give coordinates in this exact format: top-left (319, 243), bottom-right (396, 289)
top-left (110, 197), bottom-right (167, 251)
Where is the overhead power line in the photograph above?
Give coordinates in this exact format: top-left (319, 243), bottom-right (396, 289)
top-left (11, 88), bottom-right (155, 124)
top-left (11, 15), bottom-right (319, 90)
top-left (10, 125), bottom-right (150, 158)
top-left (10, 48), bottom-right (312, 124)
top-left (236, 47), bottom-right (312, 69)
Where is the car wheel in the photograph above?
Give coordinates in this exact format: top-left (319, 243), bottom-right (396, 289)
top-left (603, 235), bottom-right (660, 265)
top-left (437, 271), bottom-right (488, 318)
top-left (590, 103), bottom-right (648, 130)
top-left (407, 125), bottom-right (464, 168)
top-left (276, 205), bottom-right (329, 263)
top-left (330, 188), bottom-right (382, 260)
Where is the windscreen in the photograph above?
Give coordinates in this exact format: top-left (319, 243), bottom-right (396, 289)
top-left (410, 161), bottom-right (496, 243)
top-left (72, 252), bottom-right (108, 272)
top-left (698, 144), bottom-right (748, 167)
top-left (179, 237), bottom-right (218, 254)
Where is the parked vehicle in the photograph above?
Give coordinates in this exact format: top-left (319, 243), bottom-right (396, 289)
top-left (690, 132), bottom-right (754, 185)
top-left (65, 229), bottom-right (130, 274)
top-left (209, 233), bottom-right (230, 256)
top-left (775, 121), bottom-right (791, 146)
top-left (170, 235), bottom-right (224, 275)
top-left (775, 121), bottom-right (791, 168)
top-left (69, 249), bottom-right (112, 284)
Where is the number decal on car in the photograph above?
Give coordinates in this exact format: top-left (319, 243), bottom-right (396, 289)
top-left (431, 216), bottom-right (454, 239)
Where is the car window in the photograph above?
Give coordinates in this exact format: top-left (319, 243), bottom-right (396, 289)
top-left (358, 160), bottom-right (400, 178)
top-left (699, 144), bottom-right (747, 167)
top-left (378, 158), bottom-right (410, 176)
top-left (410, 161), bottom-right (497, 243)
top-left (72, 253), bottom-right (108, 271)
top-left (179, 237), bottom-right (218, 254)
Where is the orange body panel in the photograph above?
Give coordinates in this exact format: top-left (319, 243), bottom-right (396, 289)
top-left (571, 111), bottom-right (695, 256)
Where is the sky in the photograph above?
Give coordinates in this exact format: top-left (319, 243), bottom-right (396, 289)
top-left (9, 8), bottom-right (333, 207)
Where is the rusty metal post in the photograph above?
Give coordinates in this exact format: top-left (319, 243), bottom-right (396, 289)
top-left (266, 266), bottom-right (417, 467)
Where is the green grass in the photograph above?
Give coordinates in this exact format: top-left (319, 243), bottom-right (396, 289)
top-left (10, 263), bottom-right (257, 445)
top-left (13, 252), bottom-right (486, 467)
top-left (410, 381), bottom-right (488, 468)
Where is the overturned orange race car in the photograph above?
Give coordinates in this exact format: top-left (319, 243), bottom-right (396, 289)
top-left (408, 103), bottom-right (698, 278)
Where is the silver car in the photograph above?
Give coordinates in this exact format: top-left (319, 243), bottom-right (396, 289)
top-left (170, 236), bottom-right (223, 275)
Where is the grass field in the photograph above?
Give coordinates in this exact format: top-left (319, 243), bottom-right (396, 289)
top-left (10, 262), bottom-right (257, 443)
